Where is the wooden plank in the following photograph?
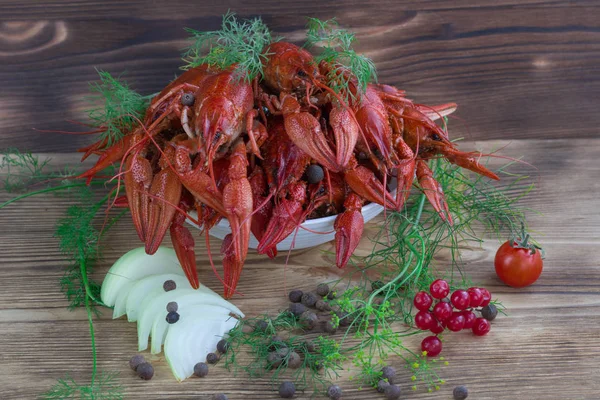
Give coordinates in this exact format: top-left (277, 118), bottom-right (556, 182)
top-left (0, 138), bottom-right (599, 398)
top-left (1, 2), bottom-right (600, 151)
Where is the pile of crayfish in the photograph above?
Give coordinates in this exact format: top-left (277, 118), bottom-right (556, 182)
top-left (78, 41), bottom-right (499, 298)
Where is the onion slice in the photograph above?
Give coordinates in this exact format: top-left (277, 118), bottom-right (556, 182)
top-left (142, 288), bottom-right (243, 353)
top-left (164, 308), bottom-right (239, 381)
top-left (123, 274), bottom-right (193, 321)
top-left (101, 247), bottom-right (183, 307)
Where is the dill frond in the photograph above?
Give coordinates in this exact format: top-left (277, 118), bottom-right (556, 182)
top-left (322, 130), bottom-right (534, 390)
top-left (55, 193), bottom-right (100, 263)
top-left (55, 198), bottom-right (104, 311)
top-left (86, 70), bottom-right (148, 148)
top-left (0, 149), bottom-right (97, 211)
top-left (182, 11), bottom-right (275, 81)
top-left (0, 149), bottom-right (77, 193)
top-left (305, 18), bottom-right (377, 102)
top-left (222, 314), bottom-right (344, 395)
top-left (405, 352), bottom-right (447, 392)
top-left (43, 192), bottom-right (124, 397)
top-left (41, 372), bottom-right (122, 400)
top-left (0, 148), bottom-right (51, 192)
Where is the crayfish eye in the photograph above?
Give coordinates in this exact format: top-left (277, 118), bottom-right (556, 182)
top-left (297, 69), bottom-right (308, 78)
top-left (181, 92), bottom-right (195, 106)
top-left (431, 133), bottom-right (441, 141)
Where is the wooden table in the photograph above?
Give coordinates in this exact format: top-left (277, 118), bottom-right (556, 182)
top-left (1, 2), bottom-right (599, 399)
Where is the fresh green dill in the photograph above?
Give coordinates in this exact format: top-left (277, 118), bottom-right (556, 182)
top-left (54, 190), bottom-right (112, 310)
top-left (319, 142), bottom-right (533, 391)
top-left (40, 193), bottom-right (123, 398)
top-left (182, 11), bottom-right (275, 81)
top-left (0, 149), bottom-right (76, 193)
top-left (222, 314), bottom-right (344, 395)
top-left (218, 144), bottom-right (532, 395)
top-left (86, 70), bottom-right (148, 148)
top-left (1, 150), bottom-right (123, 398)
top-left (305, 18), bottom-right (377, 102)
top-left (41, 372), bottom-right (122, 400)
top-left (406, 353), bottom-right (448, 392)
top-left (0, 149), bottom-right (111, 209)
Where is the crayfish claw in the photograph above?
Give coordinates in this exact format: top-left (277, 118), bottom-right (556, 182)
top-left (170, 211), bottom-right (199, 289)
top-left (257, 182), bottom-right (307, 254)
top-left (221, 140), bottom-right (253, 297)
top-left (344, 161), bottom-right (397, 210)
top-left (124, 153), bottom-right (153, 242)
top-left (416, 160), bottom-right (453, 225)
top-left (334, 193), bottom-right (364, 269)
top-left (145, 169), bottom-right (182, 254)
top-left (443, 149), bottom-right (500, 181)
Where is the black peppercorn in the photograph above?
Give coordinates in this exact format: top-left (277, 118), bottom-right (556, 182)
top-left (289, 289), bottom-right (304, 303)
top-left (279, 381), bottom-right (296, 398)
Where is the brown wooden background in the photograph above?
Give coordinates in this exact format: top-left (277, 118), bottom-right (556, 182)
top-left (1, 1), bottom-right (599, 399)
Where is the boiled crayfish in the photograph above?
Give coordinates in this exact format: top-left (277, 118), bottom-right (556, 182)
top-left (78, 31), bottom-right (498, 298)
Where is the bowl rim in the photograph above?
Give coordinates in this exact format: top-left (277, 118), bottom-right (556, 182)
top-left (212, 200), bottom-right (383, 228)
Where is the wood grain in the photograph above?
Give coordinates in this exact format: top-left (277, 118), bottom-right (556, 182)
top-left (1, 1), bottom-right (599, 399)
top-left (1, 138), bottom-right (599, 399)
top-left (1, 1), bottom-right (600, 151)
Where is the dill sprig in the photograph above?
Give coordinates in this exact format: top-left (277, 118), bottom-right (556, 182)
top-left (406, 353), bottom-right (448, 393)
top-left (0, 150), bottom-right (110, 210)
top-left (86, 70), bottom-right (148, 148)
top-left (1, 150), bottom-right (124, 398)
top-left (0, 149), bottom-right (75, 193)
top-left (222, 314), bottom-right (344, 395)
top-left (41, 372), bottom-right (122, 400)
top-left (322, 140), bottom-right (533, 391)
top-left (182, 11), bottom-right (275, 81)
top-left (54, 190), bottom-right (111, 311)
top-left (219, 134), bottom-right (533, 395)
top-left (40, 192), bottom-right (123, 398)
top-left (305, 18), bottom-right (377, 102)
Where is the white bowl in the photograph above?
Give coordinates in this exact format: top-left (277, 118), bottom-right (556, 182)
top-left (187, 202), bottom-right (384, 251)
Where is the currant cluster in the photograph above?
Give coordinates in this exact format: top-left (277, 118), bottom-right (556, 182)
top-left (413, 279), bottom-right (495, 357)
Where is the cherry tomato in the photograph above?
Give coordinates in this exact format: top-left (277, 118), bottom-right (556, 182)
top-left (494, 241), bottom-right (543, 288)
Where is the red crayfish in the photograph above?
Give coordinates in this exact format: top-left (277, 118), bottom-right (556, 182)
top-left (78, 36), bottom-right (498, 298)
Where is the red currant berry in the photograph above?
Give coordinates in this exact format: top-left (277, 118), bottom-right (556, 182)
top-left (421, 336), bottom-right (442, 357)
top-left (468, 287), bottom-right (483, 308)
top-left (479, 288), bottom-right (492, 307)
top-left (414, 311), bottom-right (435, 330)
top-left (429, 279), bottom-right (450, 299)
top-left (433, 301), bottom-right (453, 321)
top-left (413, 291), bottom-right (433, 311)
top-left (450, 290), bottom-right (470, 310)
top-left (446, 312), bottom-right (465, 332)
top-left (472, 317), bottom-right (491, 336)
top-left (430, 320), bottom-right (445, 334)
top-left (461, 310), bottom-right (477, 329)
